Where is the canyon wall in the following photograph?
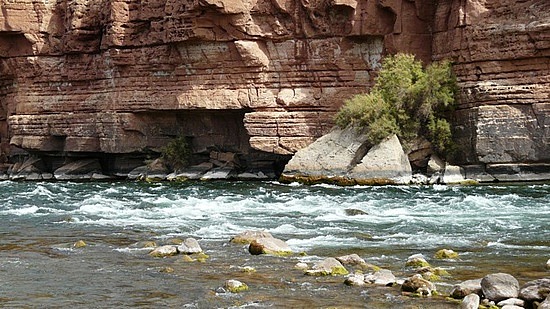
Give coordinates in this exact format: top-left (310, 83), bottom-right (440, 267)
top-left (0, 0), bottom-right (549, 178)
top-left (433, 0), bottom-right (550, 180)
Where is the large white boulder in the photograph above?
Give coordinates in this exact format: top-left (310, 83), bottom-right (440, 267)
top-left (282, 127), bottom-right (412, 185)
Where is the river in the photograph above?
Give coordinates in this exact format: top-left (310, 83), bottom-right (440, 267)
top-left (0, 181), bottom-right (549, 308)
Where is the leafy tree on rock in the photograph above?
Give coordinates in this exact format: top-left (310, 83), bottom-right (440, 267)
top-left (335, 53), bottom-right (458, 157)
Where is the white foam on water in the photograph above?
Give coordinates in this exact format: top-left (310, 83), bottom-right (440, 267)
top-left (268, 223), bottom-right (306, 235)
top-left (286, 235), bottom-right (360, 251)
top-left (28, 185), bottom-right (56, 198)
top-left (4, 206), bottom-right (40, 215)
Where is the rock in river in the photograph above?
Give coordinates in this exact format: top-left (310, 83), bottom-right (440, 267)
top-left (248, 237), bottom-right (292, 256)
top-left (450, 278), bottom-right (482, 299)
top-left (149, 245), bottom-right (178, 258)
top-left (177, 238), bottom-right (202, 254)
top-left (306, 258), bottom-right (349, 276)
top-left (401, 274), bottom-right (436, 296)
top-left (519, 278), bottom-right (550, 302)
top-left (460, 294), bottom-right (480, 309)
top-left (481, 273), bottom-right (519, 302)
top-left (230, 230), bottom-right (273, 244)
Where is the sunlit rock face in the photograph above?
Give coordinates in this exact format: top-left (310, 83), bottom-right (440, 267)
top-left (433, 0), bottom-right (550, 166)
top-left (0, 0), bottom-right (549, 175)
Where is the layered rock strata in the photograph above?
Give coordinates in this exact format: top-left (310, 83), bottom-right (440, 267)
top-left (0, 0), bottom-right (549, 180)
top-left (433, 0), bottom-right (550, 181)
top-left (0, 0), bottom-right (433, 176)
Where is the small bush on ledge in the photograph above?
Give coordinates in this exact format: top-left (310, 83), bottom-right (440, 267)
top-left (335, 53), bottom-right (458, 157)
top-left (161, 136), bottom-right (192, 170)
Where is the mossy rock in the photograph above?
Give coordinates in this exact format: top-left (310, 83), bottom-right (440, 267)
top-left (434, 249), bottom-right (459, 259)
top-left (141, 241), bottom-right (158, 248)
top-left (359, 262), bottom-right (381, 272)
top-left (306, 258), bottom-right (349, 276)
top-left (422, 272), bottom-right (440, 282)
top-left (73, 240), bottom-right (87, 248)
top-left (194, 252), bottom-right (209, 263)
top-left (432, 267), bottom-right (450, 277)
top-left (159, 266), bottom-right (174, 273)
top-left (406, 258), bottom-right (430, 268)
top-left (182, 255), bottom-right (195, 262)
top-left (225, 280), bottom-right (249, 293)
top-left (331, 265), bottom-right (350, 276)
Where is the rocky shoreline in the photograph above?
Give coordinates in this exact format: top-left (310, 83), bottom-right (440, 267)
top-left (77, 230), bottom-right (550, 308)
top-left (3, 128), bottom-right (550, 185)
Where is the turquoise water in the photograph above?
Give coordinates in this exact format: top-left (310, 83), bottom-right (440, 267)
top-left (0, 181), bottom-right (549, 307)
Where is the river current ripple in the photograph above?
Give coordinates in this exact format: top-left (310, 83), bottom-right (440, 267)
top-left (0, 181), bottom-right (549, 307)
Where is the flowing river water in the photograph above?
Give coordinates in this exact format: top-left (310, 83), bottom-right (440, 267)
top-left (0, 180), bottom-right (549, 308)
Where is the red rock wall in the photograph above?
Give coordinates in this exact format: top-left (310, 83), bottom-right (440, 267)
top-left (1, 0), bottom-right (549, 172)
top-left (433, 0), bottom-right (550, 165)
top-left (0, 0), bottom-right (433, 170)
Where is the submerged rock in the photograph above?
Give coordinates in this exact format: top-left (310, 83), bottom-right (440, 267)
top-left (481, 273), bottom-right (519, 302)
top-left (306, 258), bottom-right (349, 276)
top-left (460, 294), bottom-right (480, 309)
top-left (344, 208), bottom-right (368, 216)
top-left (450, 278), bottom-right (482, 299)
top-left (547, 258), bottom-right (550, 270)
top-left (230, 230), bottom-right (273, 244)
top-left (248, 237), bottom-right (292, 256)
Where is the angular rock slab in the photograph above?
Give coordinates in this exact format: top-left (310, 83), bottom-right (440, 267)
top-left (349, 134), bottom-right (412, 184)
top-left (282, 128), bottom-right (412, 184)
top-left (282, 126), bottom-right (370, 177)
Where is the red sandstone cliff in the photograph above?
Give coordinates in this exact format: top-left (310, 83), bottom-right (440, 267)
top-left (0, 0), bottom-right (549, 178)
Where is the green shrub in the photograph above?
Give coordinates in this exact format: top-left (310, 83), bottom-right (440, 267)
top-left (335, 53), bottom-right (457, 157)
top-left (161, 136), bottom-right (192, 170)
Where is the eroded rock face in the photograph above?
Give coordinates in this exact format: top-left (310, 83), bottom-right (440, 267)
top-left (434, 0), bottom-right (550, 172)
top-left (0, 0), bottom-right (549, 177)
